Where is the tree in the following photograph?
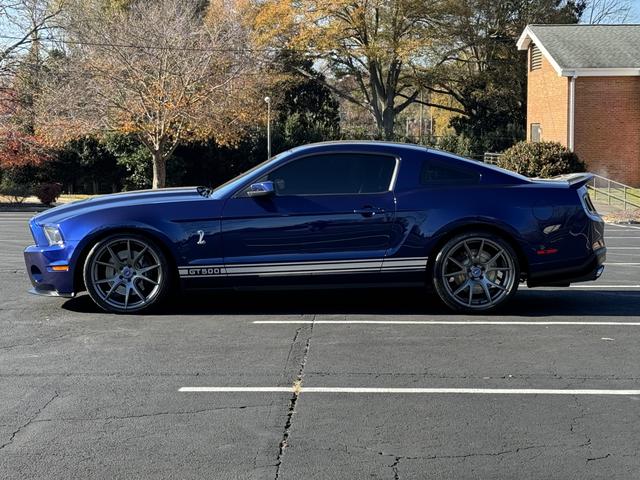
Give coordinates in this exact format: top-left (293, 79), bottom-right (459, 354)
top-left (1, 0), bottom-right (63, 168)
top-left (425, 0), bottom-right (584, 154)
top-left (38, 0), bottom-right (261, 188)
top-left (0, 128), bottom-right (47, 167)
top-left (584, 0), bottom-right (634, 23)
top-left (253, 0), bottom-right (448, 140)
top-left (272, 53), bottom-right (341, 148)
top-left (0, 0), bottom-right (64, 79)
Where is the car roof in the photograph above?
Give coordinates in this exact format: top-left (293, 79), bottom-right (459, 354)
top-left (286, 140), bottom-right (429, 155)
top-left (285, 141), bottom-right (530, 184)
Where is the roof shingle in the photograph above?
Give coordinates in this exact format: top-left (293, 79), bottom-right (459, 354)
top-left (520, 24), bottom-right (640, 70)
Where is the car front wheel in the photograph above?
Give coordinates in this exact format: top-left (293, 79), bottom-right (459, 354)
top-left (83, 234), bottom-right (170, 313)
top-left (432, 232), bottom-right (519, 313)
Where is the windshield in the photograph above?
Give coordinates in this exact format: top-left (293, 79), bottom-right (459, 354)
top-left (209, 152), bottom-right (287, 199)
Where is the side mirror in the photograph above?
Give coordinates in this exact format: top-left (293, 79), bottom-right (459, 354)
top-left (247, 181), bottom-right (275, 198)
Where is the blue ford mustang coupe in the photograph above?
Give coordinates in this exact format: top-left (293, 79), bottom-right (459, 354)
top-left (24, 141), bottom-right (606, 313)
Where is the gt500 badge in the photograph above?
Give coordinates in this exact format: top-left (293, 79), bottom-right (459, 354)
top-left (188, 267), bottom-right (222, 276)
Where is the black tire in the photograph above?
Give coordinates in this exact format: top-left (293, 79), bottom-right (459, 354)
top-left (83, 233), bottom-right (170, 313)
top-left (432, 232), bottom-right (520, 313)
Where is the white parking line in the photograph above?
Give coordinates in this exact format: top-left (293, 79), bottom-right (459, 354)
top-left (605, 263), bottom-right (640, 265)
top-left (179, 386), bottom-right (640, 396)
top-left (181, 387), bottom-right (292, 392)
top-left (253, 320), bottom-right (640, 325)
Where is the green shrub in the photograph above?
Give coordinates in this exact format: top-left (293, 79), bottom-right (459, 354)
top-left (497, 141), bottom-right (585, 178)
top-left (436, 133), bottom-right (474, 158)
top-left (34, 183), bottom-right (62, 206)
top-left (0, 169), bottom-right (34, 204)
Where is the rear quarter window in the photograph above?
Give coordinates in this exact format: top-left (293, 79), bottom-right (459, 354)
top-left (420, 160), bottom-right (481, 186)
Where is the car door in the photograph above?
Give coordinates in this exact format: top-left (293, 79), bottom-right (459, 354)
top-left (220, 152), bottom-right (398, 282)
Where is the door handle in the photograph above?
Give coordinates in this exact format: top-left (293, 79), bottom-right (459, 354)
top-left (354, 206), bottom-right (385, 218)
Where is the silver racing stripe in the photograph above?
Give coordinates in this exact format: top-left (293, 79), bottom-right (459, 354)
top-left (179, 257), bottom-right (428, 278)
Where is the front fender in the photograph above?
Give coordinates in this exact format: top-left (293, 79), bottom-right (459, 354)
top-left (70, 221), bottom-right (181, 264)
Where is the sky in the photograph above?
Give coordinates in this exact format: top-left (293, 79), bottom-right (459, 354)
top-left (3, 1), bottom-right (640, 50)
top-left (630, 0), bottom-right (640, 21)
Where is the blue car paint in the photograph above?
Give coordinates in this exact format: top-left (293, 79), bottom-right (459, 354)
top-left (23, 141), bottom-right (606, 297)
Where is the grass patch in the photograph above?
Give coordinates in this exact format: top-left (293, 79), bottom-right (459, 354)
top-left (589, 186), bottom-right (640, 209)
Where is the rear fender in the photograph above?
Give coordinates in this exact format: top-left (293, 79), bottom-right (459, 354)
top-left (427, 217), bottom-right (530, 274)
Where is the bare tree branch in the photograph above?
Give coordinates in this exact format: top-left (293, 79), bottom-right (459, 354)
top-left (37, 0), bottom-right (262, 188)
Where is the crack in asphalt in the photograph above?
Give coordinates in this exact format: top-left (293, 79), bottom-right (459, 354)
top-left (340, 441), bottom-right (585, 474)
top-left (274, 317), bottom-right (314, 480)
top-left (417, 444), bottom-right (553, 460)
top-left (281, 327), bottom-right (302, 378)
top-left (390, 456), bottom-right (401, 480)
top-left (344, 439), bottom-right (612, 474)
top-left (569, 395), bottom-right (592, 449)
top-left (0, 334), bottom-right (73, 351)
top-left (0, 391), bottom-right (58, 450)
top-left (0, 341), bottom-right (42, 351)
top-left (25, 404), bottom-right (269, 425)
top-left (377, 444), bottom-right (554, 464)
top-left (586, 453), bottom-right (611, 463)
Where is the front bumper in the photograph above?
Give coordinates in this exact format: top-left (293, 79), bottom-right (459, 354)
top-left (24, 244), bottom-right (77, 297)
top-left (28, 287), bottom-right (75, 298)
top-left (527, 247), bottom-right (607, 287)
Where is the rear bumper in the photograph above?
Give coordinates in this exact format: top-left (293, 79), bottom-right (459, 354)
top-left (527, 247), bottom-right (606, 287)
top-left (24, 244), bottom-right (76, 297)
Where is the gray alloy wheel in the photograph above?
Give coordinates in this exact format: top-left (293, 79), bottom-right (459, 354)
top-left (83, 234), bottom-right (169, 313)
top-left (433, 233), bottom-right (520, 313)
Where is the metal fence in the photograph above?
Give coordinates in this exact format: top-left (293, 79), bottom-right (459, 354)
top-left (588, 174), bottom-right (640, 211)
top-left (483, 153), bottom-right (502, 165)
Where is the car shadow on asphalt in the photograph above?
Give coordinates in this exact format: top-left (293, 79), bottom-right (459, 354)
top-left (61, 288), bottom-right (640, 317)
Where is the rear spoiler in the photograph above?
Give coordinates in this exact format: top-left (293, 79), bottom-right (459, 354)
top-left (540, 173), bottom-right (594, 189)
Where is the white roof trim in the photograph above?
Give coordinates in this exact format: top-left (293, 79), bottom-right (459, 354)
top-left (517, 26), bottom-right (564, 76)
top-left (516, 27), bottom-right (533, 50)
top-left (561, 68), bottom-right (640, 77)
top-left (517, 25), bottom-right (640, 77)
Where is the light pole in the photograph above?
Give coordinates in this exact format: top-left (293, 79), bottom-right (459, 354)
top-left (264, 96), bottom-right (271, 159)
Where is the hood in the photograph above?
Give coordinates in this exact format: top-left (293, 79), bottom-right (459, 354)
top-left (32, 187), bottom-right (204, 225)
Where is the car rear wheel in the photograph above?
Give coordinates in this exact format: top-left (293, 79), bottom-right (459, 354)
top-left (83, 234), bottom-right (170, 313)
top-left (432, 232), bottom-right (519, 313)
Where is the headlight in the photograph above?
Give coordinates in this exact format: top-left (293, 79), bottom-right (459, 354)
top-left (43, 225), bottom-right (64, 246)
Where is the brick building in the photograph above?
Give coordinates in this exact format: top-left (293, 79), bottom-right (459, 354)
top-left (517, 24), bottom-right (640, 186)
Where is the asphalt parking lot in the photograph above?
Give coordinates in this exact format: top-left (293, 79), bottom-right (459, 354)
top-left (1, 211), bottom-right (640, 479)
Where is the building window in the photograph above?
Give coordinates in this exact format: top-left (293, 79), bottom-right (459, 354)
top-left (530, 123), bottom-right (541, 142)
top-left (530, 44), bottom-right (542, 71)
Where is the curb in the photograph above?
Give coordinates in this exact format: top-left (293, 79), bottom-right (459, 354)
top-left (0, 203), bottom-right (51, 213)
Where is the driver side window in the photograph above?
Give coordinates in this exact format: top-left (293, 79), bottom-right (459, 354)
top-left (264, 153), bottom-right (395, 196)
